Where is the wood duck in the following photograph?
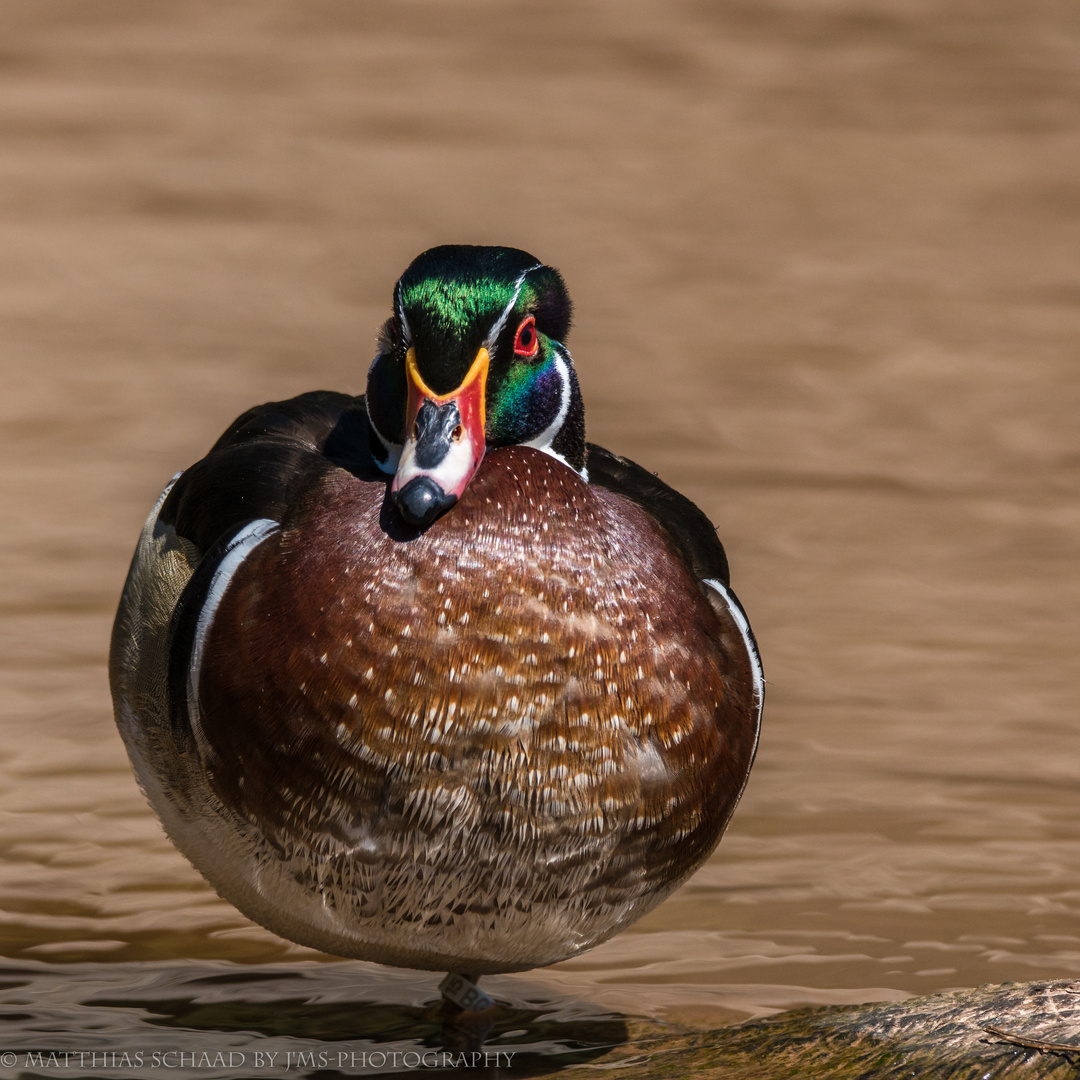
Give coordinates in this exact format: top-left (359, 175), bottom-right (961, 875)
top-left (110, 245), bottom-right (763, 985)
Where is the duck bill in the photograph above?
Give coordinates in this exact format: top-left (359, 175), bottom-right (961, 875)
top-left (391, 347), bottom-right (488, 527)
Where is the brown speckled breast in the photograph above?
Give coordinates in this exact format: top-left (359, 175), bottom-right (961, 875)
top-left (193, 446), bottom-right (757, 971)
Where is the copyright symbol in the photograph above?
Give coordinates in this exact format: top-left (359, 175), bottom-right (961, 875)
top-left (0, 1053), bottom-right (17, 1067)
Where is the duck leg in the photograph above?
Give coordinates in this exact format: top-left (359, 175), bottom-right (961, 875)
top-left (439, 972), bottom-right (495, 1011)
top-left (437, 972), bottom-right (497, 1050)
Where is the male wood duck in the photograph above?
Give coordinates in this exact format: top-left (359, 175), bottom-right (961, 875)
top-left (110, 245), bottom-right (763, 986)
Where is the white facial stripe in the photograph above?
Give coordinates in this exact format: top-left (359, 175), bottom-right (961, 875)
top-left (482, 264), bottom-right (543, 352)
top-left (187, 518), bottom-right (279, 756)
top-left (365, 391), bottom-right (402, 474)
top-left (523, 350), bottom-right (570, 447)
top-left (702, 577), bottom-right (765, 728)
top-left (523, 347), bottom-right (587, 480)
top-left (395, 281), bottom-right (412, 347)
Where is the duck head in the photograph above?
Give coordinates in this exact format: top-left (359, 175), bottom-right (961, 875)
top-left (365, 245), bottom-right (587, 527)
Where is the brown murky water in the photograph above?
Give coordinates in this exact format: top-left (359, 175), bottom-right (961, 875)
top-left (2, 1), bottom-right (1080, 1073)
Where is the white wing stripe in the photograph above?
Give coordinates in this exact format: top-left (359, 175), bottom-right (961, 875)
top-left (702, 577), bottom-right (765, 719)
top-left (187, 518), bottom-right (279, 755)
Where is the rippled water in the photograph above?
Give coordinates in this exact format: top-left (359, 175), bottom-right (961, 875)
top-left (2, 1), bottom-right (1080, 1075)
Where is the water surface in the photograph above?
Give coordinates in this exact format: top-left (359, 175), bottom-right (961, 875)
top-left (2, 1), bottom-right (1080, 1074)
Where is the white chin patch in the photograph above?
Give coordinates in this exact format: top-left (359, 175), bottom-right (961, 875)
top-left (393, 432), bottom-right (483, 499)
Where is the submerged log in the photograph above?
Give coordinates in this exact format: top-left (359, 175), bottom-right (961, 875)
top-left (558, 981), bottom-right (1080, 1079)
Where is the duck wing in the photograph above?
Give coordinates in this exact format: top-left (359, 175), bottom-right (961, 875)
top-left (160, 390), bottom-right (376, 556)
top-left (584, 441), bottom-right (731, 586)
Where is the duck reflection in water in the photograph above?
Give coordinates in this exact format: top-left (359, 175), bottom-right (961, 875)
top-left (110, 245), bottom-right (764, 1048)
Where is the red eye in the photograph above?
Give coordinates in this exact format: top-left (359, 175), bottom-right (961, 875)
top-left (513, 316), bottom-right (539, 359)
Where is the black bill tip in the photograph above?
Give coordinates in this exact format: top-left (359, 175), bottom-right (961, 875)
top-left (393, 476), bottom-right (458, 528)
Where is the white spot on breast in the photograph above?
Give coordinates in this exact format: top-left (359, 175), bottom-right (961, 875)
top-left (630, 738), bottom-right (669, 781)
